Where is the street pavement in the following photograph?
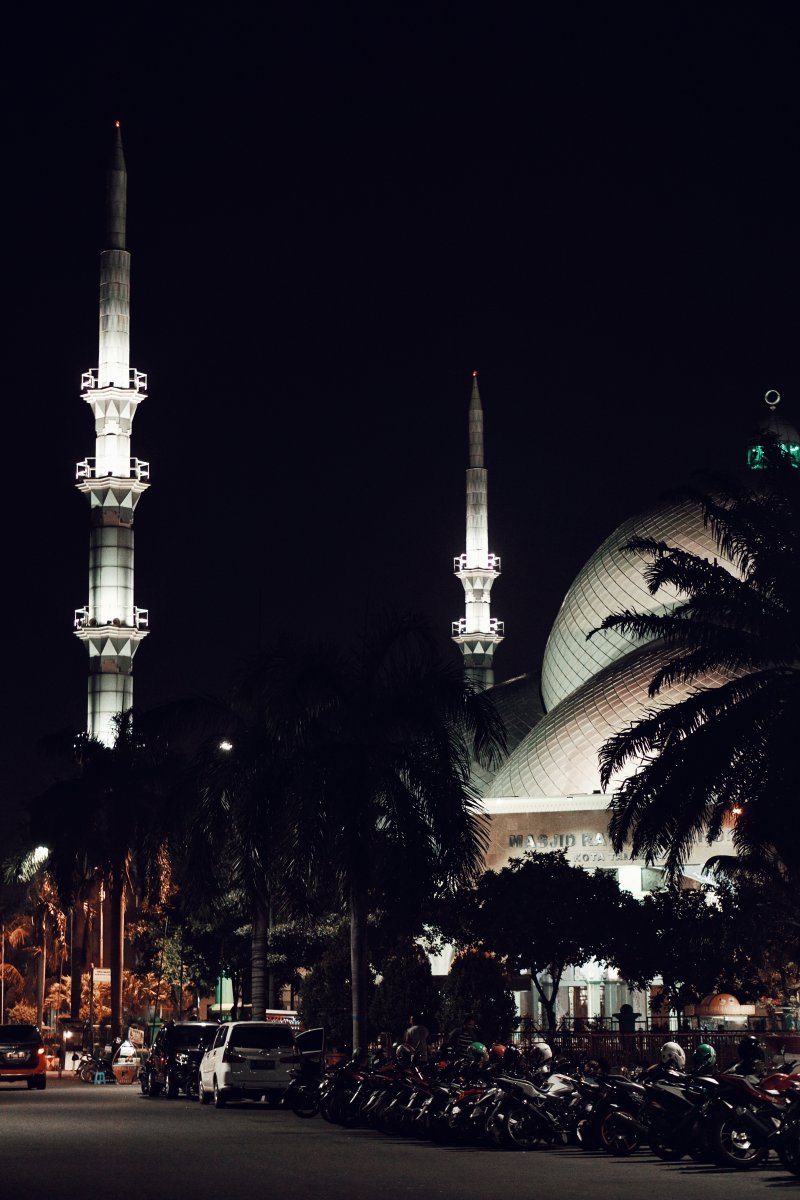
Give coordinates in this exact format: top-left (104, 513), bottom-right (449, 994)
top-left (1, 1074), bottom-right (799, 1200)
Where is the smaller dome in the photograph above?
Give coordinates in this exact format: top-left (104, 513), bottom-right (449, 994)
top-left (698, 993), bottom-right (741, 1015)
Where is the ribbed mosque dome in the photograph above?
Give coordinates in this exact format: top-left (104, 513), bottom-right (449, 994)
top-left (485, 641), bottom-right (734, 798)
top-left (486, 489), bottom-right (742, 799)
top-left (481, 393), bottom-right (793, 803)
top-left (540, 495), bottom-right (726, 714)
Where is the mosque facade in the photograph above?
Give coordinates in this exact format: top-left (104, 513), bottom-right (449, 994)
top-left (453, 380), bottom-right (797, 1027)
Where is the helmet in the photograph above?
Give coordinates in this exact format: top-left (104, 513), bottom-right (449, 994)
top-left (468, 1041), bottom-right (489, 1066)
top-left (692, 1043), bottom-right (717, 1073)
top-left (490, 1043), bottom-right (507, 1062)
top-left (395, 1043), bottom-right (413, 1065)
top-left (738, 1035), bottom-right (764, 1062)
top-left (660, 1042), bottom-right (686, 1071)
top-left (503, 1045), bottom-right (522, 1069)
top-left (530, 1041), bottom-right (553, 1066)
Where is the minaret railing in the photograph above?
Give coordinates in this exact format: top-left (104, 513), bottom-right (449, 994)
top-left (74, 606), bottom-right (150, 631)
top-left (81, 367), bottom-right (148, 393)
top-left (75, 457), bottom-right (150, 482)
top-left (453, 552), bottom-right (501, 573)
top-left (452, 617), bottom-right (504, 637)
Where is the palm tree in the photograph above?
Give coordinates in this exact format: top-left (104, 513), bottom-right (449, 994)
top-left (0, 867), bottom-right (65, 1028)
top-left (240, 616), bottom-right (507, 1059)
top-left (35, 712), bottom-right (177, 1038)
top-left (590, 442), bottom-right (800, 878)
top-left (184, 725), bottom-right (290, 1020)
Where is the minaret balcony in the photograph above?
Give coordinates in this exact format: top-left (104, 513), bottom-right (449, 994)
top-left (76, 457), bottom-right (150, 482)
top-left (453, 553), bottom-right (501, 574)
top-left (81, 367), bottom-right (148, 393)
top-left (74, 606), bottom-right (150, 631)
top-left (452, 617), bottom-right (505, 637)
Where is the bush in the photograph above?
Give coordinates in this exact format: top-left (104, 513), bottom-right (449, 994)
top-left (438, 950), bottom-right (517, 1045)
top-left (369, 939), bottom-right (440, 1043)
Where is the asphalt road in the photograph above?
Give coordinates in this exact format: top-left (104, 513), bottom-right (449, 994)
top-left (2, 1075), bottom-right (800, 1200)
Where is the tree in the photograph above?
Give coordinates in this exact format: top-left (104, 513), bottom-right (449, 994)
top-left (590, 441), bottom-right (800, 878)
top-left (31, 712), bottom-right (176, 1038)
top-left (242, 616), bottom-right (507, 1059)
top-left (612, 886), bottom-right (732, 1019)
top-left (438, 851), bottom-right (636, 1033)
top-left (0, 866), bottom-right (65, 1029)
top-left (369, 939), bottom-right (440, 1043)
top-left (438, 950), bottom-right (517, 1044)
top-left (185, 726), bottom-right (291, 1019)
top-left (709, 861), bottom-right (800, 1015)
top-left (296, 926), bottom-right (357, 1050)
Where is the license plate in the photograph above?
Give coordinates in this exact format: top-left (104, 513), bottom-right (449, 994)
top-left (250, 1061), bottom-right (276, 1070)
top-left (5, 1051), bottom-right (27, 1062)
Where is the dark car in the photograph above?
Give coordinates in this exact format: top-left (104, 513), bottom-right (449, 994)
top-left (0, 1024), bottom-right (47, 1089)
top-left (140, 1021), bottom-right (218, 1099)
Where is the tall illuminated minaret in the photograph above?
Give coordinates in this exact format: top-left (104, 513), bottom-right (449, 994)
top-left (452, 371), bottom-right (503, 689)
top-left (74, 122), bottom-right (150, 746)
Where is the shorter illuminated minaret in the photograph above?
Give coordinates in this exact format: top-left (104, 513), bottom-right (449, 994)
top-left (73, 122), bottom-right (150, 746)
top-left (452, 371), bottom-right (503, 689)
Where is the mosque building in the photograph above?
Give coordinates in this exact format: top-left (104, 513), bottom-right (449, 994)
top-left (453, 378), bottom-right (799, 1026)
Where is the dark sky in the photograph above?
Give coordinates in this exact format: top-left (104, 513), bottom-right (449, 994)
top-left (3, 1), bottom-right (800, 800)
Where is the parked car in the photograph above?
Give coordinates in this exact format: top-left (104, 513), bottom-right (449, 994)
top-left (198, 1020), bottom-right (296, 1108)
top-left (140, 1021), bottom-right (219, 1099)
top-left (0, 1024), bottom-right (47, 1089)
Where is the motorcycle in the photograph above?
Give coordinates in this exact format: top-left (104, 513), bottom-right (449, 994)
top-left (283, 1063), bottom-right (322, 1117)
top-left (281, 1027), bottom-right (327, 1119)
top-left (575, 1070), bottom-right (647, 1156)
top-left (76, 1050), bottom-right (116, 1084)
top-left (602, 1069), bottom-right (719, 1162)
top-left (318, 1057), bottom-right (367, 1126)
top-left (706, 1068), bottom-right (800, 1169)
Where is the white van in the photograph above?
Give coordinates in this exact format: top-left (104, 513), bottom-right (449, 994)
top-left (199, 1020), bottom-right (296, 1108)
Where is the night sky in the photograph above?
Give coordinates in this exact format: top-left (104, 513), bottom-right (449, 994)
top-left (3, 2), bottom-right (800, 802)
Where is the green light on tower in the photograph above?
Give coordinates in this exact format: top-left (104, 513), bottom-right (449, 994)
top-left (747, 390), bottom-right (799, 470)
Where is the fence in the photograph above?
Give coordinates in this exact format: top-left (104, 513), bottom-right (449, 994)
top-left (515, 1029), bottom-right (800, 1071)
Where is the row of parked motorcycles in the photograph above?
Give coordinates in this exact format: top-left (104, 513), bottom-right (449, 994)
top-left (282, 1033), bottom-right (800, 1173)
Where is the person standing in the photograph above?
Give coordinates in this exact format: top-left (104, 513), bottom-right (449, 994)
top-left (403, 1013), bottom-right (431, 1062)
top-left (448, 1014), bottom-right (479, 1057)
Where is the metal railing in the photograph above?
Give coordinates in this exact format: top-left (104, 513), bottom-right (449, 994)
top-left (80, 368), bottom-right (148, 392)
top-left (73, 607), bottom-right (149, 631)
top-left (75, 457), bottom-right (150, 482)
top-left (453, 553), bottom-right (501, 573)
top-left (451, 617), bottom-right (505, 636)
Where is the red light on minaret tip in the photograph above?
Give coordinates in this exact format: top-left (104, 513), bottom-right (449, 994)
top-left (115, 120), bottom-right (121, 128)
top-left (472, 370), bottom-right (478, 377)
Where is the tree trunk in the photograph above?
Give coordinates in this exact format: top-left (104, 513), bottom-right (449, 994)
top-left (251, 898), bottom-right (268, 1021)
top-left (267, 898), bottom-right (278, 1010)
top-left (349, 884), bottom-right (369, 1061)
top-left (36, 936), bottom-right (46, 1029)
top-left (70, 904), bottom-right (87, 1020)
top-left (109, 871), bottom-right (125, 1040)
top-left (533, 970), bottom-right (560, 1034)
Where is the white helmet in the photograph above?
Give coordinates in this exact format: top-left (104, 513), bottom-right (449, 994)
top-left (660, 1042), bottom-right (686, 1071)
top-left (530, 1041), bottom-right (553, 1066)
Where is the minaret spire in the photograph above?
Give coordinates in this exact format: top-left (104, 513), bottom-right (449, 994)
top-left (74, 122), bottom-right (150, 746)
top-left (452, 371), bottom-right (503, 689)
